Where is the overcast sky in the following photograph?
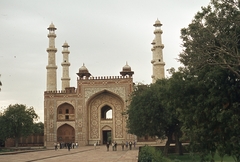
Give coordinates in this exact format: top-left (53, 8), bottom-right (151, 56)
top-left (0, 0), bottom-right (210, 122)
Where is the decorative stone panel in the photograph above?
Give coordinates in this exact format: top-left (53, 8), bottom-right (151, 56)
top-left (85, 87), bottom-right (125, 102)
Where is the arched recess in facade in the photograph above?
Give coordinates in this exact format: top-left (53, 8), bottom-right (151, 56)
top-left (56, 103), bottom-right (75, 143)
top-left (57, 124), bottom-right (75, 143)
top-left (86, 90), bottom-right (125, 144)
top-left (57, 102), bottom-right (75, 121)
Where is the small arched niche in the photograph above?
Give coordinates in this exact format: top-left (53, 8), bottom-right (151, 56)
top-left (101, 105), bottom-right (112, 120)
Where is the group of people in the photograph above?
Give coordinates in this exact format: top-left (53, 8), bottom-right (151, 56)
top-left (54, 142), bottom-right (78, 151)
top-left (106, 140), bottom-right (136, 151)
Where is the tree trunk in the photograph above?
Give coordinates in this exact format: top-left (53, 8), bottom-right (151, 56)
top-left (164, 132), bottom-right (173, 156)
top-left (15, 137), bottom-right (19, 148)
top-left (175, 133), bottom-right (183, 155)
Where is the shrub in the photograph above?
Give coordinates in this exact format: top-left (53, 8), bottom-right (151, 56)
top-left (138, 145), bottom-right (172, 162)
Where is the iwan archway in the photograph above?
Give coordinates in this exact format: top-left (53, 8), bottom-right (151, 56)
top-left (87, 90), bottom-right (125, 145)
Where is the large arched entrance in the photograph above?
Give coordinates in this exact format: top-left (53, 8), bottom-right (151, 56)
top-left (87, 90), bottom-right (124, 145)
top-left (57, 124), bottom-right (75, 143)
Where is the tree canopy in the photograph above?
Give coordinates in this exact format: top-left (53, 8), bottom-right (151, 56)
top-left (179, 0), bottom-right (240, 78)
top-left (0, 104), bottom-right (39, 147)
top-left (127, 79), bottom-right (183, 155)
top-left (178, 0), bottom-right (240, 161)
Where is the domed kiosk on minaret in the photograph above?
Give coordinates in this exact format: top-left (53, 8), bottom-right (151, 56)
top-left (77, 63), bottom-right (91, 79)
top-left (120, 62), bottom-right (134, 77)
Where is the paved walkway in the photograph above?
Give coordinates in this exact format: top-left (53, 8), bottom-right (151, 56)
top-left (0, 145), bottom-right (139, 162)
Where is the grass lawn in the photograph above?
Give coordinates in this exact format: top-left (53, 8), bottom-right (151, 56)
top-left (168, 153), bottom-right (235, 162)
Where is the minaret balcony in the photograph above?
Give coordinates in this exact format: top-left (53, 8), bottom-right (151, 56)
top-left (61, 62), bottom-right (70, 66)
top-left (154, 29), bottom-right (163, 34)
top-left (46, 65), bottom-right (57, 69)
top-left (47, 48), bottom-right (57, 52)
top-left (61, 77), bottom-right (70, 81)
top-left (153, 62), bottom-right (165, 66)
top-left (47, 33), bottom-right (56, 38)
top-left (62, 51), bottom-right (70, 54)
top-left (153, 44), bottom-right (164, 49)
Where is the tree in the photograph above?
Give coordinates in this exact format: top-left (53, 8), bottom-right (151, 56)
top-left (32, 122), bottom-right (44, 135)
top-left (178, 66), bottom-right (240, 161)
top-left (178, 0), bottom-right (240, 159)
top-left (0, 104), bottom-right (39, 147)
top-left (126, 79), bottom-right (183, 155)
top-left (179, 0), bottom-right (240, 78)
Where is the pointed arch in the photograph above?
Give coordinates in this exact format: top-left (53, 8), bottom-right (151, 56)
top-left (86, 89), bottom-right (124, 106)
top-left (87, 90), bottom-right (125, 141)
top-left (57, 124), bottom-right (75, 143)
top-left (57, 102), bottom-right (75, 121)
top-left (101, 105), bottom-right (112, 119)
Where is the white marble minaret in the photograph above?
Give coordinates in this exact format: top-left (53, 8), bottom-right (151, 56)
top-left (61, 42), bottom-right (71, 90)
top-left (46, 23), bottom-right (58, 91)
top-left (151, 19), bottom-right (165, 83)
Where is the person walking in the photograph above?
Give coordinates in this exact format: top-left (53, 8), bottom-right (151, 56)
top-left (57, 142), bottom-right (60, 150)
top-left (129, 141), bottom-right (132, 150)
top-left (67, 142), bottom-right (71, 151)
top-left (94, 142), bottom-right (96, 149)
top-left (54, 142), bottom-right (57, 151)
top-left (106, 142), bottom-right (109, 151)
top-left (114, 141), bottom-right (117, 151)
top-left (112, 142), bottom-right (115, 151)
top-left (121, 141), bottom-right (125, 151)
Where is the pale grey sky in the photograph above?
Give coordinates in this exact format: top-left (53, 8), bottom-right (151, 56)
top-left (0, 0), bottom-right (210, 122)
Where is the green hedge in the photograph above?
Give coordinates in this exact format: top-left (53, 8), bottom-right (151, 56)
top-left (138, 145), bottom-right (171, 162)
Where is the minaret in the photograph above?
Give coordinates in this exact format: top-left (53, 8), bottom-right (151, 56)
top-left (151, 19), bottom-right (165, 83)
top-left (61, 42), bottom-right (71, 90)
top-left (46, 23), bottom-right (58, 91)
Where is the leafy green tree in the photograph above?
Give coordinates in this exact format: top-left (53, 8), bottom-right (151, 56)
top-left (179, 0), bottom-right (240, 78)
top-left (178, 0), bottom-right (240, 160)
top-left (32, 122), bottom-right (44, 135)
top-left (179, 66), bottom-right (240, 161)
top-left (0, 104), bottom-right (39, 147)
top-left (127, 79), bottom-right (183, 155)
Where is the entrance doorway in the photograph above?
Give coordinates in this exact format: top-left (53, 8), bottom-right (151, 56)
top-left (102, 130), bottom-right (111, 144)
